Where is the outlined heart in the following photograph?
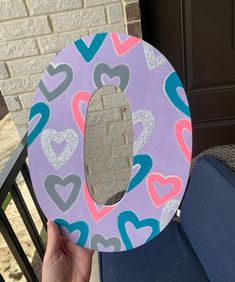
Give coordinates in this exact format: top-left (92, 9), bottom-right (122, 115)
top-left (41, 128), bottom-right (79, 169)
top-left (54, 218), bottom-right (89, 247)
top-left (146, 172), bottom-right (182, 208)
top-left (111, 32), bottom-right (141, 56)
top-left (118, 210), bottom-right (159, 250)
top-left (127, 154), bottom-right (153, 192)
top-left (132, 110), bottom-right (155, 154)
top-left (84, 183), bottom-right (115, 222)
top-left (74, 33), bottom-right (107, 63)
top-left (39, 63), bottom-right (73, 102)
top-left (44, 174), bottom-right (81, 212)
top-left (143, 41), bottom-right (167, 70)
top-left (175, 119), bottom-right (192, 163)
top-left (28, 102), bottom-right (50, 147)
top-left (165, 71), bottom-right (190, 117)
top-left (90, 234), bottom-right (121, 252)
top-left (93, 62), bottom-right (130, 92)
top-left (160, 199), bottom-right (180, 231)
top-left (72, 91), bottom-right (91, 135)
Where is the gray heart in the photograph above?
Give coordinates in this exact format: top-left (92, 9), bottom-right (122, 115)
top-left (44, 174), bottom-right (81, 212)
top-left (93, 63), bottom-right (130, 92)
top-left (90, 234), bottom-right (121, 251)
top-left (39, 63), bottom-right (73, 102)
top-left (41, 128), bottom-right (79, 169)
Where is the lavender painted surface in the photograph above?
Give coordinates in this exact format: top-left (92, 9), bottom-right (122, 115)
top-left (28, 32), bottom-right (192, 252)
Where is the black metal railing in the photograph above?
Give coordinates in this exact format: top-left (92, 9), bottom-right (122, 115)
top-left (0, 134), bottom-right (47, 282)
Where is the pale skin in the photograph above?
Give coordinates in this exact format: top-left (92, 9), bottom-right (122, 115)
top-left (42, 221), bottom-right (94, 282)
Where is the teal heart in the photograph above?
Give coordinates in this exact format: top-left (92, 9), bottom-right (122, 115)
top-left (165, 71), bottom-right (190, 117)
top-left (54, 218), bottom-right (89, 247)
top-left (74, 33), bottom-right (107, 63)
top-left (27, 102), bottom-right (50, 147)
top-left (118, 211), bottom-right (159, 250)
top-left (127, 154), bottom-right (153, 192)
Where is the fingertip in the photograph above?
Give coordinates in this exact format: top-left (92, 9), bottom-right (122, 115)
top-left (45, 220), bottom-right (61, 255)
top-left (47, 220), bottom-right (51, 230)
top-left (48, 221), bottom-right (60, 235)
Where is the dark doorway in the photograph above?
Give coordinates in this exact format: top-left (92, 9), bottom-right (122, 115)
top-left (140, 0), bottom-right (235, 155)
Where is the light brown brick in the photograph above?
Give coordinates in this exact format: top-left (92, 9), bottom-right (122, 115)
top-left (0, 0), bottom-right (27, 20)
top-left (27, 0), bottom-right (82, 15)
top-left (0, 75), bottom-right (41, 96)
top-left (91, 180), bottom-right (127, 204)
top-left (85, 148), bottom-right (112, 162)
top-left (112, 144), bottom-right (133, 158)
top-left (124, 131), bottom-right (134, 144)
top-left (0, 39), bottom-right (38, 61)
top-left (51, 8), bottom-right (106, 32)
top-left (107, 3), bottom-right (123, 24)
top-left (116, 168), bottom-right (132, 180)
top-left (86, 170), bottom-right (116, 185)
top-left (7, 54), bottom-right (54, 76)
top-left (102, 94), bottom-right (129, 109)
top-left (38, 30), bottom-right (87, 53)
top-left (89, 23), bottom-right (125, 34)
top-left (85, 134), bottom-right (124, 152)
top-left (85, 124), bottom-right (107, 139)
top-left (86, 108), bottom-right (122, 126)
top-left (19, 93), bottom-right (34, 109)
top-left (4, 96), bottom-right (21, 111)
top-left (84, 0), bottom-right (118, 7)
top-left (88, 157), bottom-right (130, 173)
top-left (0, 17), bottom-right (51, 41)
top-left (11, 110), bottom-right (29, 126)
top-left (0, 63), bottom-right (9, 79)
top-left (108, 120), bottom-right (133, 134)
top-left (88, 96), bottom-right (103, 112)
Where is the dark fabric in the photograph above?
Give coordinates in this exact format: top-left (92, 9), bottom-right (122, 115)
top-left (181, 156), bottom-right (235, 282)
top-left (99, 221), bottom-right (209, 282)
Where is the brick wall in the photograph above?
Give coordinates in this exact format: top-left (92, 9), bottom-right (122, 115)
top-left (0, 0), bottom-right (141, 137)
top-left (85, 86), bottom-right (133, 204)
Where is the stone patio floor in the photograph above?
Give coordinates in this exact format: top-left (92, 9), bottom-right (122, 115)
top-left (0, 114), bottom-right (99, 281)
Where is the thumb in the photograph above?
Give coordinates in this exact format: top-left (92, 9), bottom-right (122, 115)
top-left (45, 221), bottom-right (61, 257)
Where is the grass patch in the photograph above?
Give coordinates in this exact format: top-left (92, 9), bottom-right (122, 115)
top-left (40, 226), bottom-right (47, 243)
top-left (1, 193), bottom-right (12, 211)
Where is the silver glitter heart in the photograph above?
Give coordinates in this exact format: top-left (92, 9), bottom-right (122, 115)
top-left (143, 42), bottom-right (167, 70)
top-left (160, 199), bottom-right (180, 231)
top-left (41, 129), bottom-right (79, 169)
top-left (132, 110), bottom-right (155, 154)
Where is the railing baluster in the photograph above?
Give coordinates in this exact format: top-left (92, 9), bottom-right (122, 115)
top-left (10, 182), bottom-right (45, 260)
top-left (0, 208), bottom-right (39, 282)
top-left (0, 273), bottom-right (5, 282)
top-left (21, 163), bottom-right (47, 230)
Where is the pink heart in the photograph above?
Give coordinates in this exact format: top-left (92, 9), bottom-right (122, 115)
top-left (175, 119), bottom-right (192, 163)
top-left (111, 32), bottom-right (141, 56)
top-left (146, 172), bottom-right (182, 208)
top-left (72, 91), bottom-right (91, 136)
top-left (84, 183), bottom-right (115, 222)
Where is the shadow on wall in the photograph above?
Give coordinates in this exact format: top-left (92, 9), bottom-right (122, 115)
top-left (0, 92), bottom-right (8, 120)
